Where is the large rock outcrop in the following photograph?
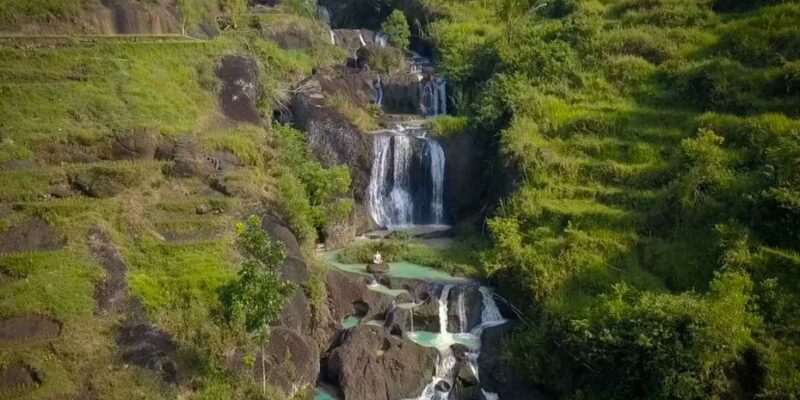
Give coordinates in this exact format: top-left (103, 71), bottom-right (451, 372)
top-left (291, 71), bottom-right (374, 199)
top-left (216, 55), bottom-right (261, 125)
top-left (326, 270), bottom-right (394, 323)
top-left (254, 326), bottom-right (320, 399)
top-left (290, 71), bottom-right (381, 239)
top-left (0, 219), bottom-right (65, 253)
top-left (325, 325), bottom-right (436, 400)
top-left (0, 0), bottom-right (206, 36)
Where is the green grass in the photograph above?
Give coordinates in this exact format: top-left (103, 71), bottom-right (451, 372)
top-left (338, 237), bottom-right (485, 277)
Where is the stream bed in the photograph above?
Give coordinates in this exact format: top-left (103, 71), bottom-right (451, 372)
top-left (316, 249), bottom-right (506, 400)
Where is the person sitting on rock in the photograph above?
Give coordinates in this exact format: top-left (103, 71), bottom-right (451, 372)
top-left (373, 251), bottom-right (383, 265)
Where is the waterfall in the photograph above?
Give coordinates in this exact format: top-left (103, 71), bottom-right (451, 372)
top-left (375, 32), bottom-right (388, 47)
top-left (481, 390), bottom-right (500, 400)
top-left (439, 285), bottom-right (453, 334)
top-left (329, 30), bottom-right (336, 45)
top-left (317, 5), bottom-right (331, 25)
top-left (406, 284), bottom-right (510, 400)
top-left (367, 133), bottom-right (446, 228)
top-left (456, 289), bottom-right (467, 333)
top-left (472, 287), bottom-right (507, 336)
top-left (420, 76), bottom-right (447, 117)
top-left (427, 140), bottom-right (445, 224)
top-left (358, 30), bottom-right (366, 46)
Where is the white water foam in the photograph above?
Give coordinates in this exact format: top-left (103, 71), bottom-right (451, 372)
top-left (367, 133), bottom-right (446, 228)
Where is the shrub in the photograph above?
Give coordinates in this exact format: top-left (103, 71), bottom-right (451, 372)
top-left (615, 0), bottom-right (716, 28)
top-left (717, 3), bottom-right (800, 67)
top-left (772, 61), bottom-right (800, 97)
top-left (272, 125), bottom-right (353, 242)
top-left (427, 115), bottom-right (469, 138)
top-left (664, 58), bottom-right (757, 113)
top-left (603, 27), bottom-right (679, 64)
top-left (604, 55), bottom-right (657, 92)
top-left (381, 10), bottom-right (410, 50)
top-left (358, 45), bottom-right (404, 74)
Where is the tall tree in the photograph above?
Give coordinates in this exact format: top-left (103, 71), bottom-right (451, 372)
top-left (218, 215), bottom-right (294, 394)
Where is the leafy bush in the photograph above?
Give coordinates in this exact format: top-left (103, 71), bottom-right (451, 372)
top-left (381, 10), bottom-right (410, 50)
top-left (664, 58), bottom-right (757, 113)
top-left (603, 27), bottom-right (679, 64)
top-left (717, 3), bottom-right (800, 67)
top-left (218, 216), bottom-right (293, 335)
top-left (604, 55), bottom-right (657, 92)
top-left (358, 45), bottom-right (405, 74)
top-left (427, 115), bottom-right (469, 138)
top-left (615, 0), bottom-right (717, 27)
top-left (772, 61), bottom-right (800, 96)
top-left (272, 125), bottom-right (353, 242)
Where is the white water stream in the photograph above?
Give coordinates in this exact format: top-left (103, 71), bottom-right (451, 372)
top-left (405, 284), bottom-right (508, 400)
top-left (367, 131), bottom-right (446, 228)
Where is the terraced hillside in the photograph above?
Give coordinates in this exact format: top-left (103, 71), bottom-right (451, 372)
top-left (425, 0), bottom-right (800, 398)
top-left (0, 3), bottom-right (347, 398)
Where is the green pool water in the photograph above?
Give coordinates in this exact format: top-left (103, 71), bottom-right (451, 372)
top-left (407, 331), bottom-right (481, 351)
top-left (314, 386), bottom-right (339, 400)
top-left (323, 250), bottom-right (468, 282)
top-left (341, 315), bottom-right (361, 329)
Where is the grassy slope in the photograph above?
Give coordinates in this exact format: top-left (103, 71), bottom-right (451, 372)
top-left (0, 4), bottom-right (340, 398)
top-left (428, 0), bottom-right (800, 398)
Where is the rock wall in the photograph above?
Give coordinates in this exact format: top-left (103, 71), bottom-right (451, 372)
top-left (290, 70), bottom-right (381, 240)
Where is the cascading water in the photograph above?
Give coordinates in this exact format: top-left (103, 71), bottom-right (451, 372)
top-left (420, 76), bottom-right (447, 117)
top-left (367, 132), bottom-right (446, 228)
top-left (317, 5), bottom-right (331, 25)
top-left (406, 285), bottom-right (508, 400)
top-left (375, 32), bottom-right (388, 47)
top-left (329, 30), bottom-right (336, 45)
top-left (358, 30), bottom-right (367, 46)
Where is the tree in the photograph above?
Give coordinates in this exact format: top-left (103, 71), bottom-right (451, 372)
top-left (381, 10), bottom-right (410, 50)
top-left (218, 215), bottom-right (294, 394)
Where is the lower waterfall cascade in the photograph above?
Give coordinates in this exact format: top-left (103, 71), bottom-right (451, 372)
top-left (404, 284), bottom-right (507, 400)
top-left (367, 130), bottom-right (446, 228)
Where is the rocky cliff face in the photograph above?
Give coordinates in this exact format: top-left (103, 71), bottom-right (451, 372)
top-left (290, 69), bottom-right (381, 242)
top-left (325, 325), bottom-right (437, 400)
top-left (1, 0), bottom-right (219, 36)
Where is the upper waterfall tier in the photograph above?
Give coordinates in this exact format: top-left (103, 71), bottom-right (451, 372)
top-left (368, 132), bottom-right (446, 228)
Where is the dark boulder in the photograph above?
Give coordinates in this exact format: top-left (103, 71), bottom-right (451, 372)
top-left (410, 298), bottom-right (440, 332)
top-left (88, 228), bottom-right (129, 315)
top-left (446, 285), bottom-right (483, 333)
top-left (0, 362), bottom-right (40, 392)
top-left (278, 288), bottom-right (311, 333)
top-left (216, 55), bottom-right (261, 124)
top-left (254, 326), bottom-right (320, 398)
top-left (280, 256), bottom-right (309, 285)
top-left (108, 132), bottom-right (159, 160)
top-left (366, 262), bottom-right (389, 274)
top-left (0, 315), bottom-right (61, 342)
top-left (325, 270), bottom-right (394, 323)
top-left (325, 325), bottom-right (436, 400)
top-left (291, 77), bottom-right (374, 202)
top-left (260, 215), bottom-right (303, 260)
top-left (117, 323), bottom-right (179, 384)
top-left (170, 135), bottom-right (202, 178)
top-left (383, 73), bottom-right (422, 114)
top-left (435, 379), bottom-right (451, 392)
top-left (0, 218), bottom-right (65, 254)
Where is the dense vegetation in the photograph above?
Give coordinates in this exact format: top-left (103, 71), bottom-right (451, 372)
top-left (423, 0), bottom-right (800, 398)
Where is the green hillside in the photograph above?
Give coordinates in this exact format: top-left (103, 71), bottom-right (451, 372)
top-left (426, 0), bottom-right (800, 398)
top-left (0, 1), bottom-right (346, 398)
